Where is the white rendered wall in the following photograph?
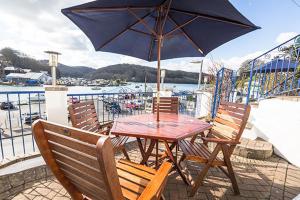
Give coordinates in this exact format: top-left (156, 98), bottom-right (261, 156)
top-left (44, 86), bottom-right (68, 125)
top-left (247, 98), bottom-right (300, 167)
top-left (195, 91), bottom-right (212, 118)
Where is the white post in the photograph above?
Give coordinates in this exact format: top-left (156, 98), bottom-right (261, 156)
top-left (195, 91), bottom-right (212, 119)
top-left (45, 86), bottom-right (68, 125)
top-left (44, 51), bottom-right (68, 125)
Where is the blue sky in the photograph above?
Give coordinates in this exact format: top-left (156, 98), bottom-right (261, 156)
top-left (212, 0), bottom-right (300, 59)
top-left (0, 0), bottom-right (299, 73)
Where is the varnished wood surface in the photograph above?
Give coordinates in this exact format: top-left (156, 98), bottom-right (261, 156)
top-left (32, 120), bottom-right (172, 200)
top-left (111, 113), bottom-right (211, 141)
top-left (178, 101), bottom-right (251, 197)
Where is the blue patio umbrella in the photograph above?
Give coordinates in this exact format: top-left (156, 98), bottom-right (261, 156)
top-left (62, 0), bottom-right (259, 121)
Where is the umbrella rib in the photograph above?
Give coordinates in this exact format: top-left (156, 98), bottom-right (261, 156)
top-left (160, 0), bottom-right (172, 33)
top-left (170, 8), bottom-right (256, 29)
top-left (129, 28), bottom-right (155, 37)
top-left (148, 9), bottom-right (160, 61)
top-left (71, 6), bottom-right (155, 13)
top-left (167, 15), bottom-right (204, 54)
top-left (98, 11), bottom-right (154, 50)
top-left (163, 15), bottom-right (199, 37)
top-left (128, 8), bottom-right (158, 37)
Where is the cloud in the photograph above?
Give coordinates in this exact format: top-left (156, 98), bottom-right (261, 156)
top-left (0, 0), bottom-right (265, 74)
top-left (276, 32), bottom-right (298, 44)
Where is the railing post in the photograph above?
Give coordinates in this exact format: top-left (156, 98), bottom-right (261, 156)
top-left (211, 69), bottom-right (220, 118)
top-left (289, 49), bottom-right (300, 94)
top-left (246, 60), bottom-right (255, 104)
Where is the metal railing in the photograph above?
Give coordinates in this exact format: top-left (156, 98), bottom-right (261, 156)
top-left (211, 68), bottom-right (236, 118)
top-left (0, 90), bottom-right (196, 161)
top-left (246, 34), bottom-right (300, 103)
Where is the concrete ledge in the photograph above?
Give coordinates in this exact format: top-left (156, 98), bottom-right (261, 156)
top-left (0, 156), bottom-right (52, 199)
top-left (233, 138), bottom-right (273, 160)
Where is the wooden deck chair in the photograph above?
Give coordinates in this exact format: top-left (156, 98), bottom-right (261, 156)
top-left (68, 101), bottom-right (130, 160)
top-left (152, 97), bottom-right (179, 114)
top-left (178, 101), bottom-right (251, 197)
top-left (146, 97), bottom-right (179, 166)
top-left (33, 120), bottom-right (172, 200)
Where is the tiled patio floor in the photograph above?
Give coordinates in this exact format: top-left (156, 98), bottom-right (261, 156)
top-left (9, 141), bottom-right (300, 200)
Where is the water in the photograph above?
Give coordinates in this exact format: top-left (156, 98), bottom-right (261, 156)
top-left (0, 82), bottom-right (198, 94)
top-left (0, 82), bottom-right (198, 102)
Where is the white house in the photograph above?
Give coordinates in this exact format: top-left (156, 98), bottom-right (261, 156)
top-left (6, 72), bottom-right (50, 84)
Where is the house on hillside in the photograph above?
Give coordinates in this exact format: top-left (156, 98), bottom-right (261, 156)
top-left (6, 72), bottom-right (50, 85)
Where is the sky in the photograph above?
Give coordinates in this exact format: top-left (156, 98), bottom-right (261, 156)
top-left (0, 0), bottom-right (299, 73)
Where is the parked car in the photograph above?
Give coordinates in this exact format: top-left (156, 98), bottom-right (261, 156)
top-left (23, 112), bottom-right (46, 124)
top-left (0, 102), bottom-right (15, 110)
top-left (69, 97), bottom-right (80, 104)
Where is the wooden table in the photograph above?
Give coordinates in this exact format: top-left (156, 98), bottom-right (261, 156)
top-left (111, 113), bottom-right (211, 184)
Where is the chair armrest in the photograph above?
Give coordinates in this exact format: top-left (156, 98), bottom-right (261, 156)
top-left (201, 137), bottom-right (240, 144)
top-left (99, 121), bottom-right (113, 129)
top-left (138, 162), bottom-right (172, 200)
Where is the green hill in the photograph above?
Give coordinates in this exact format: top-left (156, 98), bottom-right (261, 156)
top-left (1, 47), bottom-right (205, 84)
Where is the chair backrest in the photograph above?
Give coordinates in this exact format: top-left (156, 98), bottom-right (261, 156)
top-left (152, 97), bottom-right (179, 114)
top-left (32, 120), bottom-right (124, 200)
top-left (212, 101), bottom-right (251, 142)
top-left (68, 100), bottom-right (102, 133)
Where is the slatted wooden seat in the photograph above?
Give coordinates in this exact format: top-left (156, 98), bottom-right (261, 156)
top-left (68, 101), bottom-right (130, 160)
top-left (152, 97), bottom-right (179, 114)
top-left (33, 120), bottom-right (172, 200)
top-left (178, 101), bottom-right (251, 197)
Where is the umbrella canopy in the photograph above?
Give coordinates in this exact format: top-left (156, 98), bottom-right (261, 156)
top-left (62, 0), bottom-right (259, 61)
top-left (62, 0), bottom-right (259, 121)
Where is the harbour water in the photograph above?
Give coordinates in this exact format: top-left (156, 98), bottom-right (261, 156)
top-left (0, 82), bottom-right (199, 102)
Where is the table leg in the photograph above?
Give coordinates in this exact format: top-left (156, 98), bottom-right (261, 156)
top-left (163, 141), bottom-right (189, 185)
top-left (137, 138), bottom-right (146, 159)
top-left (137, 138), bottom-right (156, 165)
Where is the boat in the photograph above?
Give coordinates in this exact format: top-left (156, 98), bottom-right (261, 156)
top-left (29, 93), bottom-right (45, 102)
top-left (91, 86), bottom-right (102, 90)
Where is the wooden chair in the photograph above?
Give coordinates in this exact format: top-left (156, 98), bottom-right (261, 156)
top-left (152, 97), bottom-right (179, 114)
top-left (33, 120), bottom-right (172, 200)
top-left (68, 101), bottom-right (130, 160)
top-left (178, 101), bottom-right (251, 197)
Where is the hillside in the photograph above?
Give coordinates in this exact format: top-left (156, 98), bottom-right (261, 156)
top-left (0, 48), bottom-right (51, 74)
top-left (85, 64), bottom-right (205, 84)
top-left (39, 60), bottom-right (96, 78)
top-left (1, 47), bottom-right (205, 84)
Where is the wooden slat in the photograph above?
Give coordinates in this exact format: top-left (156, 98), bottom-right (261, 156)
top-left (49, 141), bottom-right (99, 167)
top-left (220, 101), bottom-right (246, 109)
top-left (53, 151), bottom-right (101, 177)
top-left (116, 163), bottom-right (154, 180)
top-left (218, 104), bottom-right (245, 115)
top-left (217, 109), bottom-right (244, 120)
top-left (43, 122), bottom-right (99, 144)
top-left (46, 130), bottom-right (97, 157)
top-left (215, 117), bottom-right (240, 130)
top-left (117, 169), bottom-right (149, 187)
top-left (57, 159), bottom-right (105, 189)
top-left (217, 113), bottom-right (242, 125)
top-left (62, 169), bottom-right (107, 200)
top-left (118, 159), bottom-right (156, 174)
top-left (121, 187), bottom-right (140, 200)
top-left (119, 177), bottom-right (144, 196)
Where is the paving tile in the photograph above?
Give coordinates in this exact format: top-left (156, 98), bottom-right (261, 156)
top-left (9, 142), bottom-right (300, 200)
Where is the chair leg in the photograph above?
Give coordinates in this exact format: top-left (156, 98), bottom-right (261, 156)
top-left (189, 163), bottom-right (210, 197)
top-left (121, 147), bottom-right (130, 161)
top-left (188, 144), bottom-right (222, 197)
top-left (178, 154), bottom-right (186, 165)
top-left (221, 145), bottom-right (240, 195)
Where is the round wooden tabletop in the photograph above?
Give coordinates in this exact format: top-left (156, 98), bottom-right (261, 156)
top-left (111, 113), bottom-right (211, 141)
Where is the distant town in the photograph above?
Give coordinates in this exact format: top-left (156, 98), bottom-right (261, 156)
top-left (0, 65), bottom-right (128, 87)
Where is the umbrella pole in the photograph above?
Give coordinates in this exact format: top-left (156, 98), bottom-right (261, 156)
top-left (156, 35), bottom-right (162, 122)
